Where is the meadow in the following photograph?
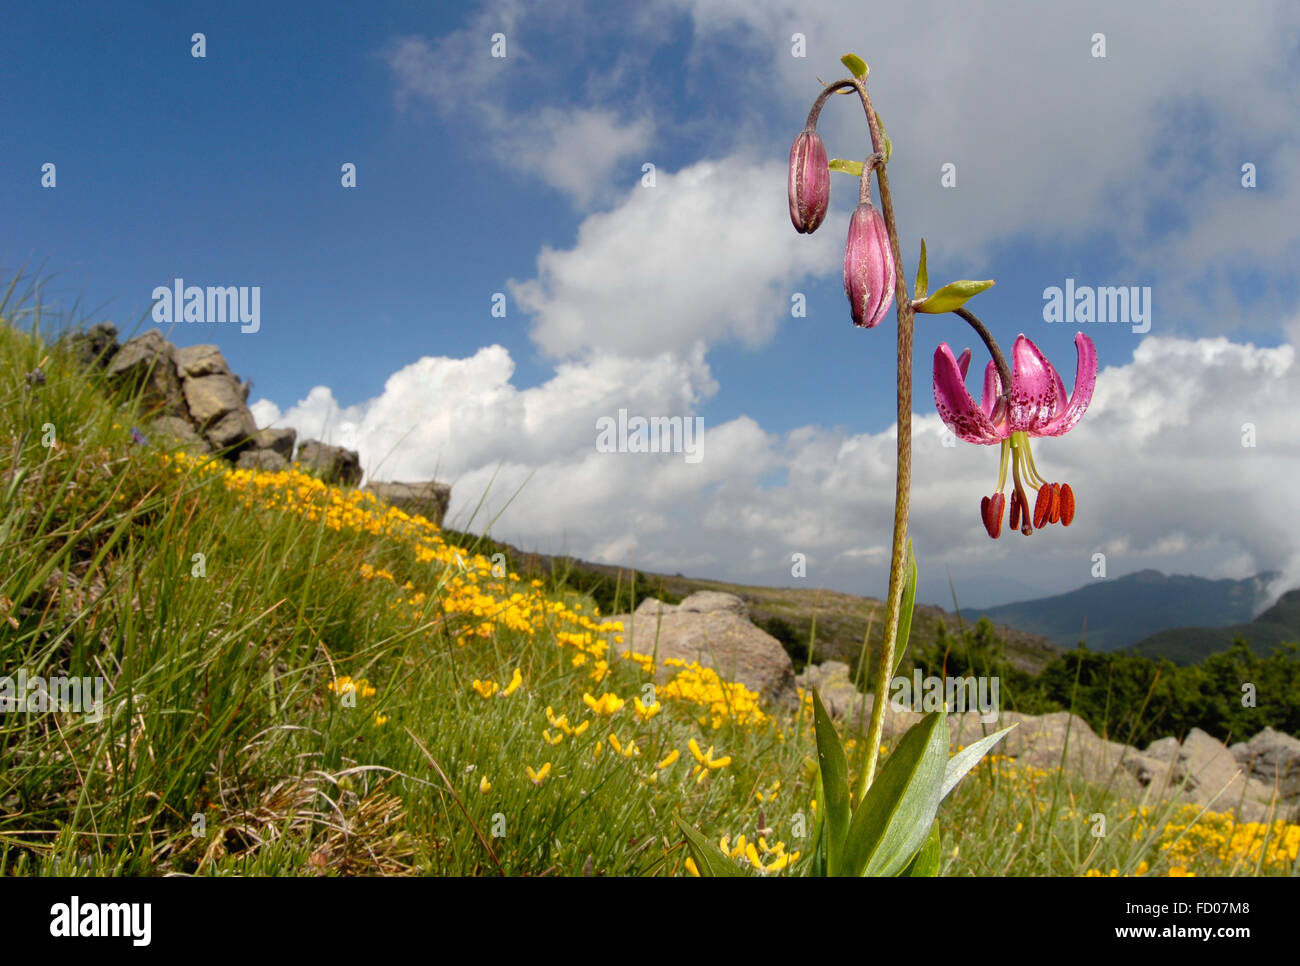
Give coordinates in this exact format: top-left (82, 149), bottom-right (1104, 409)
top-left (1, 295), bottom-right (1296, 877)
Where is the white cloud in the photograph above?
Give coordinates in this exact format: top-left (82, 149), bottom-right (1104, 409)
top-left (511, 156), bottom-right (839, 358)
top-left (253, 331), bottom-right (1300, 606)
top-left (666, 0), bottom-right (1300, 330)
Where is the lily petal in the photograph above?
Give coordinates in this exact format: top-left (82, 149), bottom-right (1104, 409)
top-left (956, 347), bottom-right (972, 380)
top-left (933, 344), bottom-right (1003, 444)
top-left (1007, 335), bottom-right (1059, 433)
top-left (981, 360), bottom-right (1000, 420)
top-left (1038, 333), bottom-right (1097, 437)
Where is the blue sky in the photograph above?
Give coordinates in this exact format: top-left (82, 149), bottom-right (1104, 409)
top-left (4, 0), bottom-right (1300, 608)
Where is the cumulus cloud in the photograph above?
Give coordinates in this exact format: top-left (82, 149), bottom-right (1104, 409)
top-left (667, 0), bottom-right (1300, 332)
top-left (253, 331), bottom-right (1300, 606)
top-left (511, 156), bottom-right (839, 358)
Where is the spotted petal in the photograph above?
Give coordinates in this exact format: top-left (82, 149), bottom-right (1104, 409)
top-left (1037, 333), bottom-right (1097, 437)
top-left (933, 344), bottom-right (1003, 444)
top-left (1006, 335), bottom-right (1059, 433)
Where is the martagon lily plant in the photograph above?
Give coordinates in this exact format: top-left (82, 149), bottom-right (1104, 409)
top-left (678, 53), bottom-right (1098, 877)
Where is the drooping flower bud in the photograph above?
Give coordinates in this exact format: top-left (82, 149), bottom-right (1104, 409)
top-left (788, 129), bottom-right (830, 234)
top-left (842, 200), bottom-right (895, 328)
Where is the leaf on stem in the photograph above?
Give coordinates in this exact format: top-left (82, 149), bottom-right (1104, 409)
top-left (840, 710), bottom-right (949, 877)
top-left (914, 279), bottom-right (995, 314)
top-left (675, 817), bottom-right (748, 877)
top-left (914, 240), bottom-right (929, 301)
top-left (890, 540), bottom-right (918, 677)
top-left (841, 53), bottom-right (869, 79)
top-left (939, 724), bottom-right (1018, 803)
top-left (875, 111), bottom-right (893, 163)
top-left (812, 689), bottom-right (850, 875)
top-left (901, 823), bottom-right (941, 876)
top-left (828, 158), bottom-right (864, 177)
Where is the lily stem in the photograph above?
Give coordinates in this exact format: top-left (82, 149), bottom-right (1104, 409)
top-left (845, 74), bottom-right (914, 805)
top-left (953, 307), bottom-right (1013, 402)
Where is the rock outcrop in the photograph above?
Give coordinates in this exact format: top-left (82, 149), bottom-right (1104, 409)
top-left (611, 592), bottom-right (796, 706)
top-left (364, 480), bottom-right (451, 527)
top-left (294, 440), bottom-right (362, 487)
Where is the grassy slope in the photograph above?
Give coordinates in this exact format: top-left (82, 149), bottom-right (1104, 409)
top-left (1, 304), bottom-right (1295, 877)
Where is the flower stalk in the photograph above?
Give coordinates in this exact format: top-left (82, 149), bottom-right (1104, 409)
top-left (840, 75), bottom-right (914, 803)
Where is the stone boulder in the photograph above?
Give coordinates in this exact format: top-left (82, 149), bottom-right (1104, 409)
top-left (253, 427), bottom-right (296, 459)
top-left (66, 322), bottom-right (120, 369)
top-left (1232, 727), bottom-right (1300, 804)
top-left (236, 448), bottom-right (289, 472)
top-left (295, 440), bottom-right (362, 487)
top-left (181, 373), bottom-right (257, 453)
top-left (797, 660), bottom-right (870, 724)
top-left (611, 592), bottom-right (795, 705)
top-left (105, 331), bottom-right (186, 417)
top-left (365, 480), bottom-right (451, 527)
top-left (148, 415), bottom-right (211, 453)
top-left (174, 344), bottom-right (232, 378)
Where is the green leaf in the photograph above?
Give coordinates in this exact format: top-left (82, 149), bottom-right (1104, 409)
top-left (811, 689), bottom-right (850, 875)
top-left (939, 724), bottom-right (1017, 803)
top-left (890, 540), bottom-right (918, 677)
top-left (840, 711), bottom-right (949, 877)
top-left (875, 112), bottom-right (893, 163)
top-left (828, 158), bottom-right (864, 177)
top-left (809, 765), bottom-right (827, 877)
top-left (841, 53), bottom-right (868, 79)
top-left (914, 240), bottom-right (929, 301)
top-left (914, 279), bottom-right (995, 314)
top-left (901, 823), bottom-right (941, 876)
top-left (675, 817), bottom-right (748, 877)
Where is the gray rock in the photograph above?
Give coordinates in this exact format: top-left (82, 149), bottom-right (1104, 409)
top-left (204, 408), bottom-right (258, 452)
top-left (679, 591), bottom-right (748, 617)
top-left (1145, 736), bottom-right (1181, 761)
top-left (148, 415), bottom-right (211, 452)
top-left (797, 661), bottom-right (869, 723)
top-left (66, 322), bottom-right (119, 369)
top-left (105, 331), bottom-right (185, 416)
top-left (364, 480), bottom-right (451, 527)
top-left (253, 427), bottom-right (296, 459)
top-left (611, 596), bottom-right (795, 705)
top-left (294, 440), bottom-right (361, 487)
top-left (635, 597), bottom-right (680, 618)
top-left (235, 449), bottom-right (288, 472)
top-left (1231, 727), bottom-right (1300, 801)
top-left (182, 374), bottom-right (245, 426)
top-left (174, 344), bottom-right (231, 378)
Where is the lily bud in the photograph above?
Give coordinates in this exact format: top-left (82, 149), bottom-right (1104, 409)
top-left (843, 200), bottom-right (895, 328)
top-left (788, 129), bottom-right (830, 234)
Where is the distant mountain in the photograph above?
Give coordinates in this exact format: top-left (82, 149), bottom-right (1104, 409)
top-left (965, 569), bottom-right (1276, 652)
top-left (1130, 588), bottom-right (1300, 664)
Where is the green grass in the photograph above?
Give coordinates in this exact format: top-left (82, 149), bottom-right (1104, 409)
top-left (0, 283), bottom-right (1295, 877)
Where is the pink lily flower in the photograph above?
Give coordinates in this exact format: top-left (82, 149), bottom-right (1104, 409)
top-left (932, 332), bottom-right (1097, 538)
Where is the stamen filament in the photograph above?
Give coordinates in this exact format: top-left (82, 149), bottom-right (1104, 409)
top-left (995, 438), bottom-right (1010, 492)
